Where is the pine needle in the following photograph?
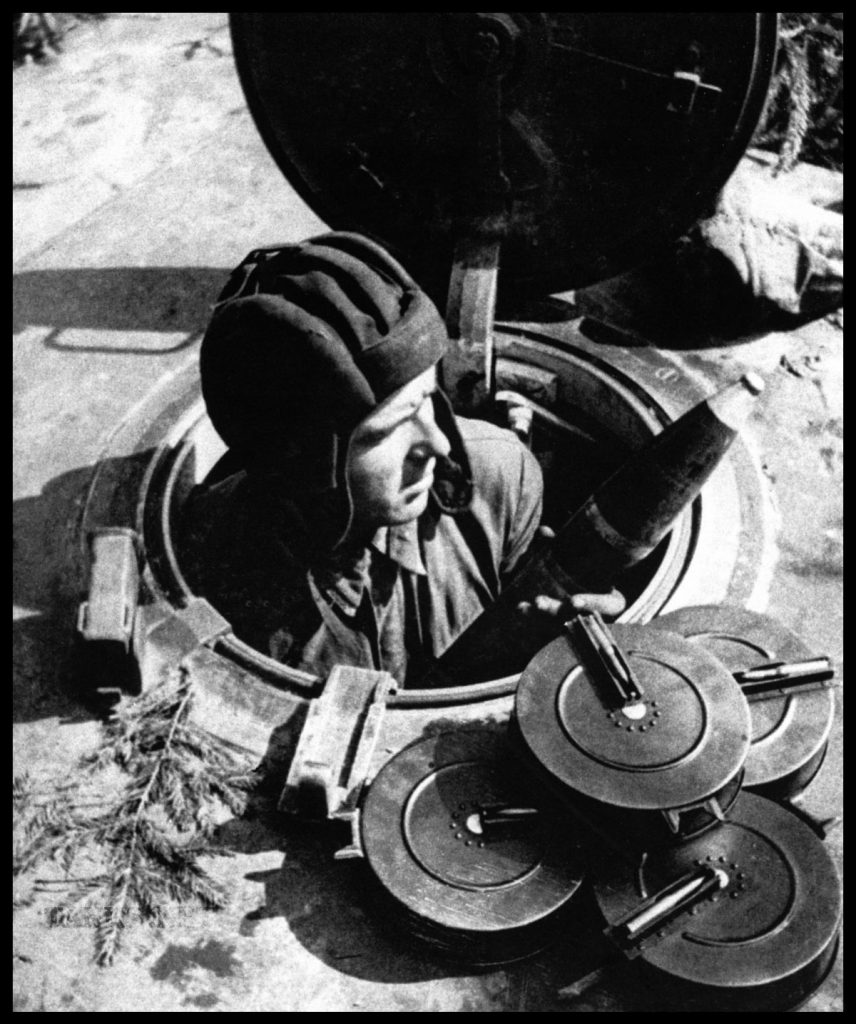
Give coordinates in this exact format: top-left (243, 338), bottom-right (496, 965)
top-left (752, 13), bottom-right (843, 173)
top-left (13, 668), bottom-right (258, 966)
top-left (775, 40), bottom-right (813, 176)
top-left (13, 772), bottom-right (31, 810)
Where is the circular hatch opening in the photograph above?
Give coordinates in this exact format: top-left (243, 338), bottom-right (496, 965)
top-left (135, 325), bottom-right (765, 708)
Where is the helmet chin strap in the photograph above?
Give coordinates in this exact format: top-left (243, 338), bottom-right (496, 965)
top-left (429, 389), bottom-right (473, 515)
top-left (331, 433), bottom-right (375, 556)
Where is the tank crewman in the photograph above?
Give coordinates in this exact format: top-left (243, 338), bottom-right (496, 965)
top-left (182, 232), bottom-right (623, 686)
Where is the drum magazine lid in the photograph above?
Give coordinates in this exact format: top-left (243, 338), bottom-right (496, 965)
top-left (230, 13), bottom-right (777, 297)
top-left (592, 792), bottom-right (842, 996)
top-left (514, 624), bottom-right (752, 811)
top-left (651, 605), bottom-right (836, 791)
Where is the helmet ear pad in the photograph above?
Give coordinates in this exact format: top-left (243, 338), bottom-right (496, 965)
top-left (430, 388), bottom-right (473, 515)
top-left (325, 386), bottom-right (474, 550)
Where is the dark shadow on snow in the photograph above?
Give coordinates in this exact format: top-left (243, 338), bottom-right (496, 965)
top-left (13, 267), bottom-right (230, 353)
top-left (12, 454), bottom-right (153, 724)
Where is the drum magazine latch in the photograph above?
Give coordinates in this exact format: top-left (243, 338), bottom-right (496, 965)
top-left (558, 866), bottom-right (729, 1000)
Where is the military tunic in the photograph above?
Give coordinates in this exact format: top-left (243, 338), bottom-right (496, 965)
top-left (182, 418), bottom-right (542, 686)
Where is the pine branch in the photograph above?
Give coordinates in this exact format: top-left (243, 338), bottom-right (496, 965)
top-left (13, 668), bottom-right (259, 966)
top-left (92, 678), bottom-right (194, 964)
top-left (96, 868), bottom-right (132, 967)
top-left (46, 880), bottom-right (105, 928)
top-left (13, 772), bottom-right (31, 811)
top-left (133, 872), bottom-right (167, 928)
top-left (751, 13), bottom-right (843, 173)
top-left (775, 40), bottom-right (813, 176)
top-left (160, 761), bottom-right (195, 832)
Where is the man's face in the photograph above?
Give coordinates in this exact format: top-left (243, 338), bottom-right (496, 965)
top-left (345, 366), bottom-right (452, 532)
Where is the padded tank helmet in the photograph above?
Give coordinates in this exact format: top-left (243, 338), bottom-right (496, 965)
top-left (200, 232), bottom-right (472, 535)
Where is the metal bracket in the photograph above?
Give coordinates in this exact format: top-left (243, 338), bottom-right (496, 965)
top-left (279, 665), bottom-right (398, 822)
top-left (75, 527), bottom-right (235, 695)
top-left (661, 792), bottom-right (727, 836)
top-left (74, 527), bottom-right (145, 698)
top-left (76, 528), bottom-right (141, 650)
top-left (133, 597), bottom-right (232, 692)
top-left (443, 236), bottom-right (501, 411)
top-left (551, 39), bottom-right (722, 120)
top-left (667, 70), bottom-right (722, 117)
top-left (571, 612), bottom-right (645, 707)
top-left (332, 808), bottom-right (365, 861)
top-left (661, 807), bottom-right (683, 835)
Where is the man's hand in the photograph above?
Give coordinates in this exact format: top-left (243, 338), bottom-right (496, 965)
top-left (515, 525), bottom-right (626, 636)
top-left (516, 588), bottom-right (627, 626)
top-left (515, 588), bottom-right (626, 651)
top-left (518, 589), bottom-right (627, 620)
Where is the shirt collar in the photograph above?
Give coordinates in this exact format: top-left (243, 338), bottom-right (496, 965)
top-left (370, 519), bottom-right (427, 577)
top-left (310, 518), bottom-right (427, 618)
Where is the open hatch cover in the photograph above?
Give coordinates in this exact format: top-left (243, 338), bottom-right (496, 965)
top-left (231, 13), bottom-right (776, 297)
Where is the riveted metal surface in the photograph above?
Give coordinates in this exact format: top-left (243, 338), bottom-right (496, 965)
top-left (556, 660), bottom-right (704, 769)
top-left (515, 625), bottom-right (751, 810)
top-left (652, 606), bottom-right (836, 796)
top-left (593, 793), bottom-right (842, 1003)
top-left (403, 762), bottom-right (545, 890)
top-left (359, 729), bottom-right (586, 961)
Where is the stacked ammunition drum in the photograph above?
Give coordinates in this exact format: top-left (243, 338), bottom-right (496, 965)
top-left (357, 607), bottom-right (841, 1009)
top-left (351, 377), bottom-right (840, 1006)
